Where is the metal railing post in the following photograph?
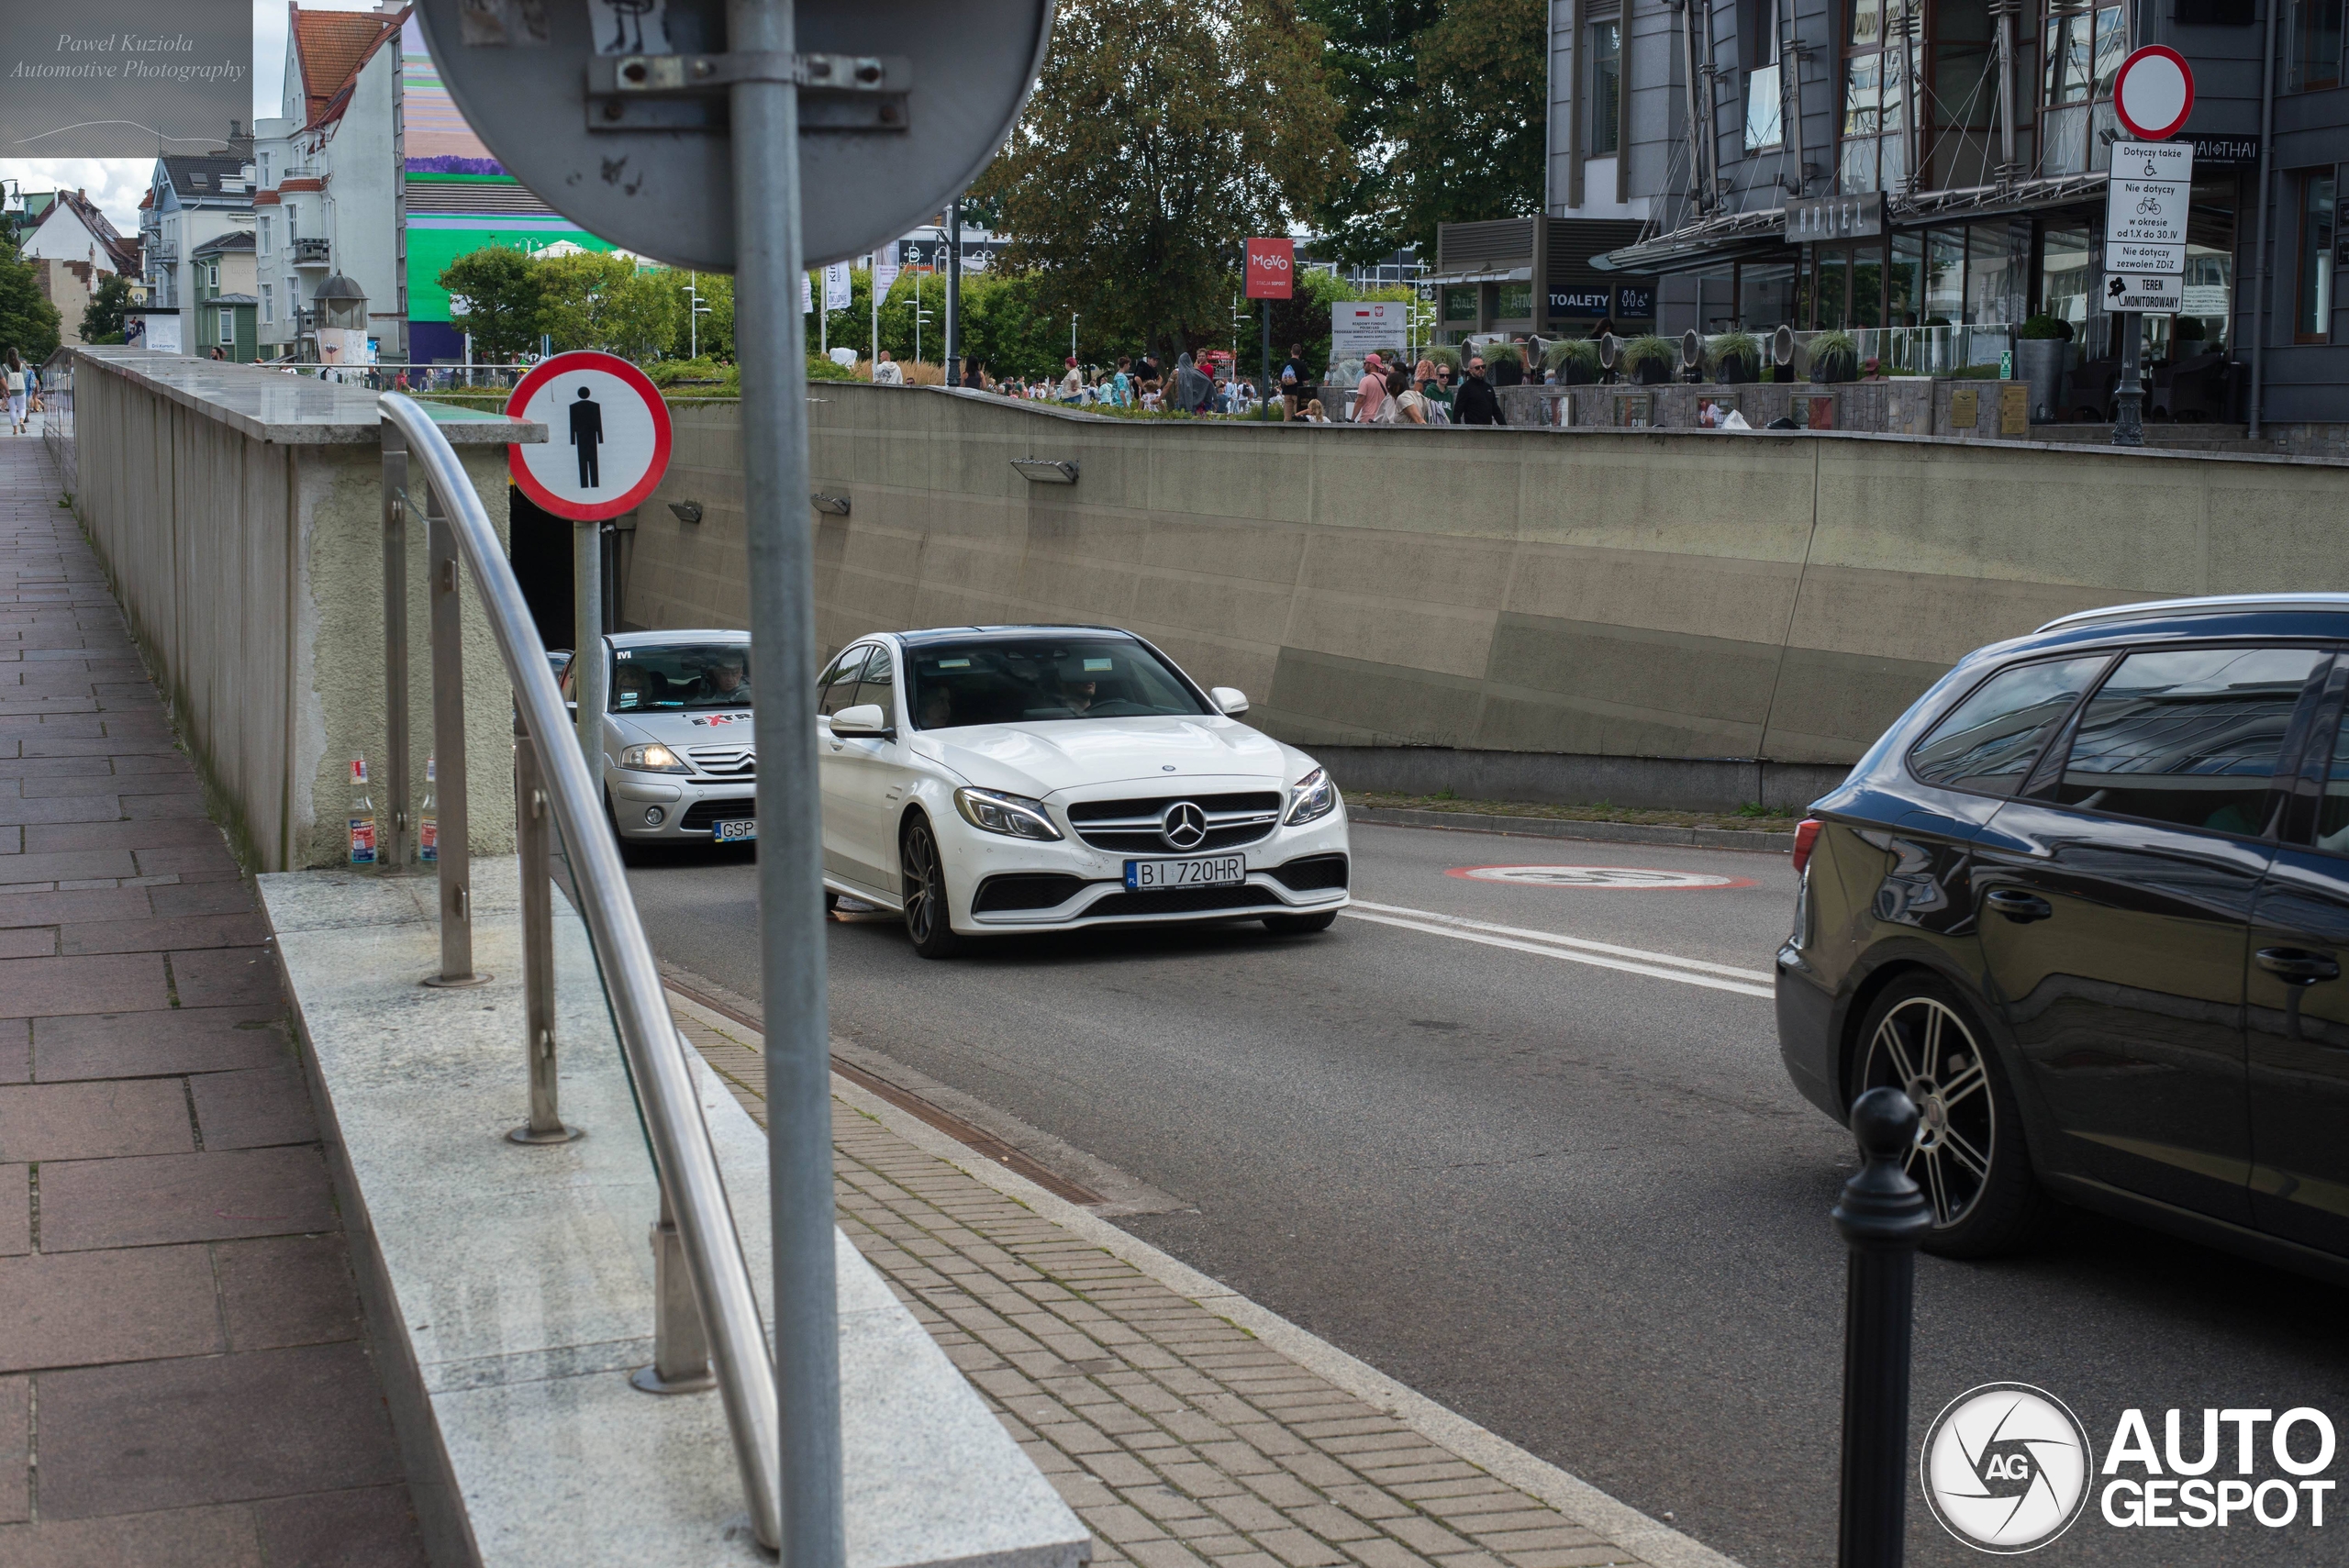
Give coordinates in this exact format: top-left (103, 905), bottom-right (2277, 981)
top-left (574, 520), bottom-right (606, 777)
top-left (422, 474), bottom-right (490, 988)
top-left (1834, 1087), bottom-right (1932, 1568)
top-left (381, 393), bottom-right (777, 1547)
top-left (634, 1189), bottom-right (718, 1394)
top-left (509, 717), bottom-right (580, 1143)
top-left (381, 424), bottom-right (411, 872)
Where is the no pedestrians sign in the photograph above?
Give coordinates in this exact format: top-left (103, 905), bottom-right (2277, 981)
top-left (505, 350), bottom-right (674, 521)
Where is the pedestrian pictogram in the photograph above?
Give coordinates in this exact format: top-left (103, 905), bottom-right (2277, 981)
top-left (504, 350), bottom-right (674, 521)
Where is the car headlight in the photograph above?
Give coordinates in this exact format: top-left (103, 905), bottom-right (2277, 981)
top-left (1285, 768), bottom-right (1337, 826)
top-left (953, 787), bottom-right (1063, 841)
top-left (619, 743), bottom-right (689, 773)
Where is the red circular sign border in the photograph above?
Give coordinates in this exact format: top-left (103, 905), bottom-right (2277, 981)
top-left (505, 350), bottom-right (674, 522)
top-left (2112, 46), bottom-right (2195, 142)
top-left (1444, 863), bottom-right (1760, 891)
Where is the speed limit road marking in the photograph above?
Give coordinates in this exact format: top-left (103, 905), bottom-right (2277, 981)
top-left (1446, 864), bottom-right (1758, 890)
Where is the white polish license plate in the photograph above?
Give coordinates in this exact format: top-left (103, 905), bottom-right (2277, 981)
top-left (1124, 855), bottom-right (1245, 890)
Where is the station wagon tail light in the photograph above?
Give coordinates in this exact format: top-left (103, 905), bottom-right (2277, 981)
top-left (1791, 817), bottom-right (1823, 874)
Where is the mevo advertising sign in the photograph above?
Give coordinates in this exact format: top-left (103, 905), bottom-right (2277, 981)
top-left (1246, 237), bottom-right (1296, 300)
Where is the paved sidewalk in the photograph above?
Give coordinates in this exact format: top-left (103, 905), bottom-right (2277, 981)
top-left (668, 986), bottom-right (1723, 1568)
top-left (0, 439), bottom-right (426, 1562)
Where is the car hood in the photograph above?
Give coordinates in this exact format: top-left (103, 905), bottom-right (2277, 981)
top-left (917, 717), bottom-right (1302, 796)
top-left (605, 708), bottom-right (756, 751)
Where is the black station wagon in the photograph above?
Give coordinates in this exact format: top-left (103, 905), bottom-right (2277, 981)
top-left (1776, 595), bottom-right (2349, 1281)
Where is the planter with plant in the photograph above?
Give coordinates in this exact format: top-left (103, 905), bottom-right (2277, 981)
top-left (1547, 339), bottom-right (1600, 384)
top-left (1623, 335), bottom-right (1676, 384)
top-left (1807, 329), bottom-right (1856, 384)
top-left (1708, 330), bottom-right (1762, 384)
top-left (2014, 315), bottom-right (2073, 423)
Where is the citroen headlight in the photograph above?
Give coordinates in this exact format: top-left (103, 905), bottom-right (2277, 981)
top-left (953, 787), bottom-right (1063, 841)
top-left (1285, 768), bottom-right (1337, 826)
top-left (619, 743), bottom-right (689, 774)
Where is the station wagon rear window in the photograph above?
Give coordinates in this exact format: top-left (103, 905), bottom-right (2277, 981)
top-left (1909, 655), bottom-right (2109, 794)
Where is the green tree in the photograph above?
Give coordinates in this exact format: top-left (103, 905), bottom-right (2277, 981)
top-left (438, 247), bottom-right (544, 360)
top-left (81, 273), bottom-right (132, 345)
top-left (0, 239), bottom-right (61, 364)
top-left (1300, 0), bottom-right (1443, 267)
top-left (1394, 0), bottom-right (1546, 246)
top-left (538, 252), bottom-right (678, 359)
top-left (1302, 0), bottom-right (1545, 261)
top-left (972, 0), bottom-right (1345, 361)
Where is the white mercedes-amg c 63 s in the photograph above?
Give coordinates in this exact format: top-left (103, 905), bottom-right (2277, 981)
top-left (815, 626), bottom-right (1350, 957)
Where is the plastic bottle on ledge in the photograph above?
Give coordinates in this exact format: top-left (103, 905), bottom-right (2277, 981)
top-left (418, 756), bottom-right (439, 863)
top-left (348, 757), bottom-right (377, 865)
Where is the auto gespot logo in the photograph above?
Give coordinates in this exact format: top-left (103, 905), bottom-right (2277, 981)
top-left (1921, 1386), bottom-right (2339, 1553)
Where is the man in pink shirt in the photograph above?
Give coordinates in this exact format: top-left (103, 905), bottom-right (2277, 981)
top-left (1353, 352), bottom-right (1388, 423)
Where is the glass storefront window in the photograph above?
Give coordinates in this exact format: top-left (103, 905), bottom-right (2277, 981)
top-left (2039, 223), bottom-right (2094, 344)
top-left (1923, 228), bottom-right (1965, 322)
top-left (2178, 244), bottom-right (2232, 354)
top-left (1965, 221), bottom-right (2021, 324)
top-left (2297, 170), bottom-right (2335, 342)
top-left (1497, 283), bottom-right (1534, 319)
top-left (1590, 20), bottom-right (1622, 156)
top-left (1697, 270), bottom-right (1736, 329)
top-left (1851, 250), bottom-right (1886, 328)
top-left (1890, 233), bottom-right (1922, 326)
top-left (1442, 286), bottom-right (1477, 321)
top-left (2286, 0), bottom-right (2343, 90)
top-left (1740, 261), bottom-right (1798, 328)
top-left (1816, 251), bottom-right (1850, 328)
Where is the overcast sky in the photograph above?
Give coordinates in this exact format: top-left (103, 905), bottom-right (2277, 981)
top-left (0, 0), bottom-right (384, 233)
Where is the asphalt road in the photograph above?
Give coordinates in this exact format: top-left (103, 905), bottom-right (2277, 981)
top-left (625, 821), bottom-right (2349, 1568)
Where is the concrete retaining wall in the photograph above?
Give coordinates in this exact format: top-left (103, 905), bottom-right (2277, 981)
top-left (67, 351), bottom-right (526, 870)
top-left (623, 384), bottom-right (2349, 805)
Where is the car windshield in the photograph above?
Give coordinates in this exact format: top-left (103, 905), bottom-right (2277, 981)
top-left (906, 637), bottom-right (1208, 728)
top-left (607, 642), bottom-right (752, 711)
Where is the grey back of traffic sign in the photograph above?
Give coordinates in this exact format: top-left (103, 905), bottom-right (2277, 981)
top-left (412, 0), bottom-right (1052, 270)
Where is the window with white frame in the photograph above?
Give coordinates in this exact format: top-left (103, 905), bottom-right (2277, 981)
top-left (262, 284), bottom-right (273, 324)
top-left (219, 307), bottom-right (235, 342)
top-left (259, 216), bottom-right (271, 256)
top-left (1746, 0), bottom-right (1784, 150)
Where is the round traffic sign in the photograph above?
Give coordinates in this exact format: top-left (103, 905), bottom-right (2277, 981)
top-left (505, 351), bottom-right (674, 521)
top-left (1446, 864), bottom-right (1757, 890)
top-left (2113, 46), bottom-right (2195, 141)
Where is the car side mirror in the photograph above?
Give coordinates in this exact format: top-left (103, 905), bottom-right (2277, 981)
top-left (831, 703), bottom-right (894, 738)
top-left (1211, 687), bottom-right (1249, 717)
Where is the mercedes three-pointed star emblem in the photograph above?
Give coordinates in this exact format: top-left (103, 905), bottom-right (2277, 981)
top-left (1160, 801), bottom-right (1208, 851)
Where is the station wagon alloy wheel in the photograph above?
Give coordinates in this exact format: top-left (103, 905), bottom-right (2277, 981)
top-left (1858, 993), bottom-right (1997, 1232)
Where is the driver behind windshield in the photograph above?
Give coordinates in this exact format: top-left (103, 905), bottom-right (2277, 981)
top-left (695, 655), bottom-right (751, 707)
top-left (908, 639), bottom-right (1209, 727)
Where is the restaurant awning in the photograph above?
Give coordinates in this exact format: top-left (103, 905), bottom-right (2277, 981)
top-left (1590, 172), bottom-right (2115, 274)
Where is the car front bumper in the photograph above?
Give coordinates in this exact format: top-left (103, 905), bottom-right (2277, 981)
top-left (941, 804), bottom-right (1353, 934)
top-left (605, 768), bottom-right (758, 841)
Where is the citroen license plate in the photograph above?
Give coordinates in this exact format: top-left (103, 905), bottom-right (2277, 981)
top-left (714, 819), bottom-right (757, 843)
top-left (1124, 855), bottom-right (1245, 889)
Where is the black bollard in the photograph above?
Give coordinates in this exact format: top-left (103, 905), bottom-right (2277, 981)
top-left (1833, 1086), bottom-right (1932, 1568)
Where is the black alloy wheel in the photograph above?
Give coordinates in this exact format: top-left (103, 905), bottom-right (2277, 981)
top-left (899, 815), bottom-right (964, 959)
top-left (1852, 974), bottom-right (2047, 1257)
top-left (1263, 910), bottom-right (1339, 936)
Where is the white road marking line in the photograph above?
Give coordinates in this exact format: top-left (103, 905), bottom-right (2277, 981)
top-left (1342, 900), bottom-right (1776, 997)
top-left (1350, 900), bottom-right (1776, 981)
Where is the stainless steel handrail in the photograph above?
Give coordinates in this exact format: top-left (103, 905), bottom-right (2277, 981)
top-left (376, 392), bottom-right (782, 1547)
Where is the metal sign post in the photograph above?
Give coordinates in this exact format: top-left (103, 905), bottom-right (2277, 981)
top-left (414, 3), bottom-right (1053, 1557)
top-left (2104, 50), bottom-right (2196, 449)
top-left (1246, 238), bottom-right (1293, 423)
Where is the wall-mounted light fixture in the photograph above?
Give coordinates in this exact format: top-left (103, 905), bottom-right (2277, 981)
top-left (1010, 458), bottom-right (1079, 484)
top-left (809, 492), bottom-right (851, 516)
top-left (667, 500), bottom-right (704, 525)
